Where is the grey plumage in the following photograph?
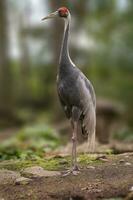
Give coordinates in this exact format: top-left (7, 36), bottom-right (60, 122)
top-left (57, 12), bottom-right (96, 151)
top-left (57, 64), bottom-right (96, 151)
top-left (42, 7), bottom-right (96, 173)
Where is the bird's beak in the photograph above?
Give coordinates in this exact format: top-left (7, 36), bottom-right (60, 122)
top-left (41, 11), bottom-right (58, 21)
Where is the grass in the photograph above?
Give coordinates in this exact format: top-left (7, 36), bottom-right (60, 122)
top-left (0, 153), bottom-right (103, 171)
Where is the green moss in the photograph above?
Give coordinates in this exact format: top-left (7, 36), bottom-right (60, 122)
top-left (40, 158), bottom-right (67, 170)
top-left (0, 153), bottom-right (104, 172)
top-left (0, 157), bottom-right (69, 171)
top-left (78, 153), bottom-right (103, 165)
top-left (0, 160), bottom-right (34, 171)
top-left (105, 149), bottom-right (114, 155)
top-left (78, 154), bottom-right (96, 163)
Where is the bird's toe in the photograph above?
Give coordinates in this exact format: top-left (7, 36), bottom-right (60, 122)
top-left (62, 166), bottom-right (80, 176)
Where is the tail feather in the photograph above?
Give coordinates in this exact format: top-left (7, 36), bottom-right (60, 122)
top-left (88, 129), bottom-right (95, 152)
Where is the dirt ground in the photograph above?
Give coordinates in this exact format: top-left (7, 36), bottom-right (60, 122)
top-left (0, 153), bottom-right (133, 200)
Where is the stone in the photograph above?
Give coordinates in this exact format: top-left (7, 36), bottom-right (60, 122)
top-left (95, 155), bottom-right (108, 162)
top-left (0, 170), bottom-right (21, 185)
top-left (125, 192), bottom-right (133, 200)
top-left (129, 186), bottom-right (133, 192)
top-left (119, 159), bottom-right (125, 163)
top-left (21, 166), bottom-right (61, 178)
top-left (125, 162), bottom-right (131, 166)
top-left (15, 177), bottom-right (31, 185)
top-left (86, 166), bottom-right (95, 169)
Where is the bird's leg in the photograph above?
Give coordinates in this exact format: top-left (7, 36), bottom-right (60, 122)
top-left (71, 107), bottom-right (81, 175)
top-left (62, 122), bottom-right (79, 176)
top-left (71, 106), bottom-right (81, 170)
top-left (62, 107), bottom-right (81, 176)
top-left (71, 121), bottom-right (79, 172)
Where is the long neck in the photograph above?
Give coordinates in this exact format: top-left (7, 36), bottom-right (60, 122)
top-left (59, 14), bottom-right (73, 71)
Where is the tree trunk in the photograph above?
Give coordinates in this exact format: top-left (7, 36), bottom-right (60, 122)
top-left (18, 5), bottom-right (31, 104)
top-left (0, 0), bottom-right (14, 124)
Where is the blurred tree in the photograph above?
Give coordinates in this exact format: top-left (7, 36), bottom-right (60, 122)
top-left (18, 3), bottom-right (31, 104)
top-left (0, 0), bottom-right (14, 125)
top-left (86, 0), bottom-right (133, 127)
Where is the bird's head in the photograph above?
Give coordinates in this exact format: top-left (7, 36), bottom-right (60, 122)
top-left (42, 7), bottom-right (69, 21)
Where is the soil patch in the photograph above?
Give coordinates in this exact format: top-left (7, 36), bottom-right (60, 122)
top-left (0, 153), bottom-right (133, 200)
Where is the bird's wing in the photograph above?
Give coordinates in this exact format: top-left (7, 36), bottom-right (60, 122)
top-left (77, 75), bottom-right (96, 152)
top-left (84, 78), bottom-right (96, 109)
top-left (57, 84), bottom-right (71, 119)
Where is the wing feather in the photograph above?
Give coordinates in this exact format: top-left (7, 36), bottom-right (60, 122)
top-left (77, 75), bottom-right (96, 152)
top-left (57, 83), bottom-right (71, 119)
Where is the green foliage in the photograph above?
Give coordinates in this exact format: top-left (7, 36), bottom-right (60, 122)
top-left (0, 125), bottom-right (61, 161)
top-left (113, 128), bottom-right (133, 142)
top-left (85, 0), bottom-right (133, 127)
top-left (17, 125), bottom-right (59, 142)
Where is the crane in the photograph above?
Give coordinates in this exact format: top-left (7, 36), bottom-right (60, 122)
top-left (42, 7), bottom-right (96, 175)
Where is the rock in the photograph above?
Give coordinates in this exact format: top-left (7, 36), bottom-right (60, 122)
top-left (96, 155), bottom-right (107, 159)
top-left (125, 192), bottom-right (133, 200)
top-left (95, 155), bottom-right (108, 162)
top-left (119, 159), bottom-right (125, 163)
top-left (129, 186), bottom-right (133, 192)
top-left (125, 162), bottom-right (131, 166)
top-left (86, 166), bottom-right (95, 169)
top-left (81, 186), bottom-right (89, 191)
top-left (112, 163), bottom-right (116, 166)
top-left (15, 177), bottom-right (31, 185)
top-left (0, 170), bottom-right (21, 185)
top-left (21, 166), bottom-right (61, 178)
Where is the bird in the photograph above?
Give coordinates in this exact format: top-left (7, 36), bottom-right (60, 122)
top-left (42, 7), bottom-right (96, 175)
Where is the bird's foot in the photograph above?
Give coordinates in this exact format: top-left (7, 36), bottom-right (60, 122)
top-left (62, 165), bottom-right (80, 176)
